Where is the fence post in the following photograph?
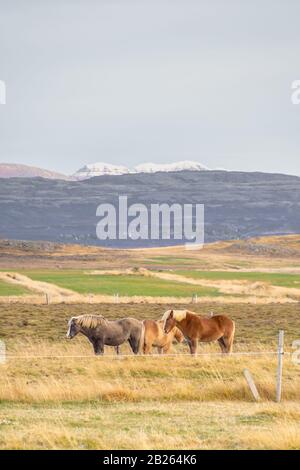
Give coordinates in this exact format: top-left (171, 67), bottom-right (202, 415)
top-left (276, 330), bottom-right (284, 403)
top-left (243, 368), bottom-right (260, 401)
top-left (45, 293), bottom-right (50, 305)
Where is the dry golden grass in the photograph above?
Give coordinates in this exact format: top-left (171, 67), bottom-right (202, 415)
top-left (1, 339), bottom-right (300, 404)
top-left (1, 302), bottom-right (299, 346)
top-left (0, 302), bottom-right (298, 449)
top-left (0, 338), bottom-right (300, 449)
top-left (1, 235), bottom-right (300, 272)
top-left (0, 235), bottom-right (299, 449)
top-left (1, 401), bottom-right (300, 450)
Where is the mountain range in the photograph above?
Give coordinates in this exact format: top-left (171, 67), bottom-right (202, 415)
top-left (0, 163), bottom-right (69, 180)
top-left (0, 161), bottom-right (215, 180)
top-left (73, 161), bottom-right (211, 179)
top-left (0, 170), bottom-right (299, 247)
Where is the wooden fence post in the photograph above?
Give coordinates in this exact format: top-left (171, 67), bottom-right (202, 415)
top-left (276, 330), bottom-right (284, 403)
top-left (243, 368), bottom-right (261, 401)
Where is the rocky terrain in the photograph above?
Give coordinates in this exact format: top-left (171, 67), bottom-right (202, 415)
top-left (0, 170), bottom-right (299, 247)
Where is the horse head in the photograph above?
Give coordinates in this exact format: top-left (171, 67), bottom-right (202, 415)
top-left (162, 310), bottom-right (176, 334)
top-left (66, 316), bottom-right (80, 339)
top-left (162, 309), bottom-right (188, 334)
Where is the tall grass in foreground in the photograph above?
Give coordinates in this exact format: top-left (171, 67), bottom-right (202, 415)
top-left (1, 340), bottom-right (299, 404)
top-left (0, 340), bottom-right (300, 449)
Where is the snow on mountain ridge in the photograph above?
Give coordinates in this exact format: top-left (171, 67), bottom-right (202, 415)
top-left (73, 160), bottom-right (211, 179)
top-left (74, 162), bottom-right (129, 179)
top-left (133, 161), bottom-right (210, 173)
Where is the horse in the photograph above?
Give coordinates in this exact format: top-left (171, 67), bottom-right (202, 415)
top-left (142, 319), bottom-right (185, 354)
top-left (66, 314), bottom-right (144, 355)
top-left (162, 309), bottom-right (235, 355)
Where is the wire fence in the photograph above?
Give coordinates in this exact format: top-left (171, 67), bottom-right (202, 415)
top-left (0, 331), bottom-right (290, 402)
top-left (1, 350), bottom-right (289, 359)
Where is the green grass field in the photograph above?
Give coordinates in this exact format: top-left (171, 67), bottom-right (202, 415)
top-left (176, 270), bottom-right (300, 288)
top-left (0, 280), bottom-right (31, 296)
top-left (1, 268), bottom-right (300, 298)
top-left (20, 270), bottom-right (221, 297)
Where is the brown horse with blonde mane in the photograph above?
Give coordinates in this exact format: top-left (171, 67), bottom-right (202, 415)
top-left (162, 310), bottom-right (235, 355)
top-left (143, 319), bottom-right (185, 354)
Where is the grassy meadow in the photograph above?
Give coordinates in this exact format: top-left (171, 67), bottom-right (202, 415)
top-left (17, 270), bottom-right (221, 297)
top-left (0, 302), bottom-right (300, 449)
top-left (1, 267), bottom-right (300, 301)
top-left (0, 236), bottom-right (300, 449)
top-left (0, 280), bottom-right (30, 296)
top-left (1, 351), bottom-right (300, 450)
top-left (176, 270), bottom-right (300, 288)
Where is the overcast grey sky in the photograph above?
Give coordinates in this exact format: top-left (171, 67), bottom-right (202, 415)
top-left (0, 0), bottom-right (299, 175)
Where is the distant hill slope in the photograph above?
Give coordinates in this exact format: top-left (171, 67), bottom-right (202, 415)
top-left (0, 170), bottom-right (299, 247)
top-left (0, 163), bottom-right (69, 180)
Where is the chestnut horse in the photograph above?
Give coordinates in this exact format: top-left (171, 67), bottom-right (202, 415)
top-left (162, 310), bottom-right (235, 355)
top-left (143, 319), bottom-right (185, 354)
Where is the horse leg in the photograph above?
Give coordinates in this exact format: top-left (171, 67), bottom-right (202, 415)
top-left (115, 345), bottom-right (121, 355)
top-left (222, 333), bottom-right (234, 354)
top-left (189, 338), bottom-right (198, 356)
top-left (162, 342), bottom-right (171, 355)
top-left (128, 336), bottom-right (139, 355)
top-left (93, 339), bottom-right (104, 356)
top-left (220, 322), bottom-right (235, 354)
top-left (218, 337), bottom-right (227, 354)
top-left (143, 342), bottom-right (152, 355)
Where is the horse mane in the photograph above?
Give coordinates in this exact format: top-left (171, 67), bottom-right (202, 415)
top-left (161, 310), bottom-right (188, 322)
top-left (73, 314), bottom-right (107, 329)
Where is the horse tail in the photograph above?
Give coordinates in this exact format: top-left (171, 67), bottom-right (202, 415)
top-left (138, 321), bottom-right (146, 355)
top-left (227, 319), bottom-right (235, 353)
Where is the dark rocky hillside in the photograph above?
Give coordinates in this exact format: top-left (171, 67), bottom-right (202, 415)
top-left (0, 170), bottom-right (299, 247)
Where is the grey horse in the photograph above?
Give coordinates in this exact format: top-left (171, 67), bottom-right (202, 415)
top-left (66, 314), bottom-right (144, 355)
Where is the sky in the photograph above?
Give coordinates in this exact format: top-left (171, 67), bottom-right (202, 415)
top-left (0, 0), bottom-right (300, 176)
